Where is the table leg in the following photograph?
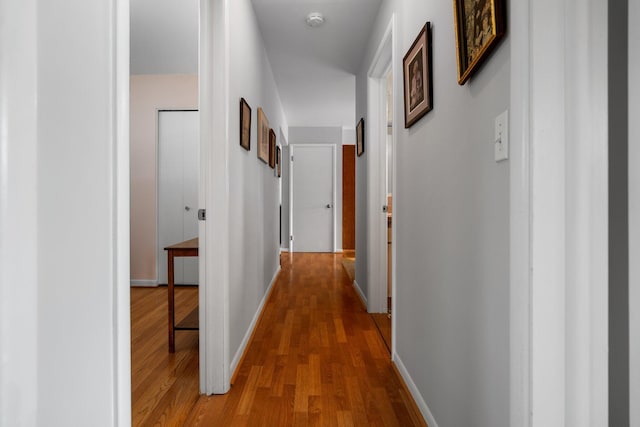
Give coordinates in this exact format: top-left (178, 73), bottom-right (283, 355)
top-left (168, 249), bottom-right (175, 353)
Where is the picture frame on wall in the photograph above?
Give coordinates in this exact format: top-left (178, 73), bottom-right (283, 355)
top-left (403, 22), bottom-right (433, 128)
top-left (240, 98), bottom-right (251, 151)
top-left (257, 108), bottom-right (270, 163)
top-left (276, 146), bottom-right (281, 178)
top-left (356, 118), bottom-right (365, 157)
top-left (269, 129), bottom-right (276, 169)
top-left (453, 0), bottom-right (506, 85)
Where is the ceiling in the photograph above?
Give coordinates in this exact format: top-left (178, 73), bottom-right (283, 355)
top-left (130, 0), bottom-right (382, 128)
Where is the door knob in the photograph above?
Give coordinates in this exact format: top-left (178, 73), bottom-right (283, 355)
top-left (326, 204), bottom-right (332, 209)
top-left (185, 206), bottom-right (191, 211)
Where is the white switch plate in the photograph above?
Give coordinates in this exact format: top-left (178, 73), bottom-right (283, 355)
top-left (494, 110), bottom-right (509, 162)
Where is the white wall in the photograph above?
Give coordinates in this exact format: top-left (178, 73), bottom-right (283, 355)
top-left (227, 0), bottom-right (288, 362)
top-left (630, 0), bottom-right (640, 423)
top-left (1, 1), bottom-right (128, 425)
top-left (357, 1), bottom-right (510, 426)
top-left (283, 127), bottom-right (344, 251)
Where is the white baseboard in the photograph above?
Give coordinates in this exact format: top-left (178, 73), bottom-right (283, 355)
top-left (353, 279), bottom-right (367, 307)
top-left (230, 266), bottom-right (281, 376)
top-left (394, 353), bottom-right (439, 427)
top-left (280, 247), bottom-right (289, 253)
top-left (130, 279), bottom-right (157, 287)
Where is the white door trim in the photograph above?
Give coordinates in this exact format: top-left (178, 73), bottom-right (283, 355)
top-left (199, 0), bottom-right (230, 394)
top-left (115, 0), bottom-right (132, 423)
top-left (366, 15), bottom-right (395, 315)
top-left (288, 143), bottom-right (337, 253)
top-left (508, 0), bottom-right (532, 425)
top-left (510, 0), bottom-right (609, 425)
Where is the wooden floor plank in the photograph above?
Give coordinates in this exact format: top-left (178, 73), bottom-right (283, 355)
top-left (131, 253), bottom-right (426, 426)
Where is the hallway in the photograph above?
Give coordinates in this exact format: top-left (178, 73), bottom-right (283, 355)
top-left (131, 253), bottom-right (425, 426)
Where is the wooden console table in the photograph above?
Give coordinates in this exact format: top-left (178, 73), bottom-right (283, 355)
top-left (164, 237), bottom-right (199, 352)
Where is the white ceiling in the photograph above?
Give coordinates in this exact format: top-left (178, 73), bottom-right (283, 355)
top-left (130, 0), bottom-right (382, 127)
top-left (251, 0), bottom-right (382, 127)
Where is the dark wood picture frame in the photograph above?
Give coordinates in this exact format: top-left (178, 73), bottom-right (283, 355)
top-left (453, 0), bottom-right (506, 85)
top-left (268, 129), bottom-right (276, 169)
top-left (257, 108), bottom-right (270, 163)
top-left (356, 118), bottom-right (365, 157)
top-left (403, 22), bottom-right (433, 128)
top-left (276, 146), bottom-right (281, 178)
top-left (239, 98), bottom-right (251, 151)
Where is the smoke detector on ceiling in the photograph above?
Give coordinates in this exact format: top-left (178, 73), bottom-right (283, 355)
top-left (305, 12), bottom-right (325, 27)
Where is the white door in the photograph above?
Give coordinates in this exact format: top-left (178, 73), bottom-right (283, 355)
top-left (158, 110), bottom-right (199, 285)
top-left (290, 144), bottom-right (335, 252)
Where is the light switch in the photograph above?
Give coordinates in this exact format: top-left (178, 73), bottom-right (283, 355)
top-left (494, 110), bottom-right (509, 162)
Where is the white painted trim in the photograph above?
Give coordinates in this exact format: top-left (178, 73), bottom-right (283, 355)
top-left (509, 0), bottom-right (532, 425)
top-left (230, 266), bottom-right (280, 375)
top-left (366, 15), bottom-right (394, 314)
top-left (393, 354), bottom-right (438, 427)
top-left (332, 144), bottom-right (337, 253)
top-left (289, 144), bottom-right (337, 253)
top-left (524, 0), bottom-right (609, 424)
top-left (114, 0), bottom-right (132, 424)
top-left (130, 280), bottom-right (158, 287)
top-left (288, 145), bottom-right (294, 253)
top-left (280, 248), bottom-right (289, 253)
top-left (199, 0), bottom-right (230, 394)
top-left (352, 280), bottom-right (367, 307)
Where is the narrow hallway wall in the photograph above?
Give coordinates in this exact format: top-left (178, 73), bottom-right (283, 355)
top-left (357, 1), bottom-right (510, 426)
top-left (227, 0), bottom-right (289, 363)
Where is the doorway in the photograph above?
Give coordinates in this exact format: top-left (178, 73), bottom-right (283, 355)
top-left (366, 16), bottom-right (396, 356)
top-left (289, 144), bottom-right (336, 252)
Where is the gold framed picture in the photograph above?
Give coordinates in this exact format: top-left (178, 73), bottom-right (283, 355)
top-left (453, 0), bottom-right (506, 85)
top-left (257, 108), bottom-right (270, 164)
top-left (403, 22), bottom-right (433, 128)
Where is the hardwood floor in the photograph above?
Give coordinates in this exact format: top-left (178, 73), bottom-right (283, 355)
top-left (131, 253), bottom-right (426, 426)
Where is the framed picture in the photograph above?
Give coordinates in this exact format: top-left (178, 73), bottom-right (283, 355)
top-left (276, 146), bottom-right (281, 178)
top-left (239, 98), bottom-right (251, 151)
top-left (356, 118), bottom-right (365, 157)
top-left (257, 108), bottom-right (270, 163)
top-left (403, 22), bottom-right (433, 128)
top-left (453, 0), bottom-right (506, 85)
top-left (268, 129), bottom-right (276, 169)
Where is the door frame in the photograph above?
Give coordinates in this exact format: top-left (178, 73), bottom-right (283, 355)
top-left (156, 109), bottom-right (199, 286)
top-left (366, 15), bottom-right (396, 318)
top-left (198, 0), bottom-right (229, 394)
top-left (288, 143), bottom-right (337, 253)
top-left (509, 0), bottom-right (609, 425)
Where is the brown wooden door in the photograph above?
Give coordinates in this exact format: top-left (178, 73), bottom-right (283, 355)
top-left (342, 145), bottom-right (355, 251)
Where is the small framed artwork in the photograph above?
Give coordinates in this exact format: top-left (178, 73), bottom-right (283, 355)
top-left (403, 22), bottom-right (433, 128)
top-left (356, 118), bottom-right (365, 157)
top-left (276, 146), bottom-right (281, 178)
top-left (268, 129), bottom-right (276, 169)
top-left (453, 0), bottom-right (506, 85)
top-left (257, 108), bottom-right (270, 163)
top-left (240, 98), bottom-right (251, 151)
